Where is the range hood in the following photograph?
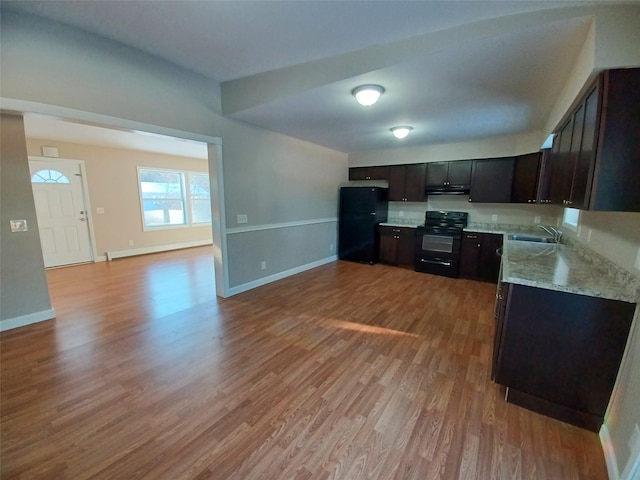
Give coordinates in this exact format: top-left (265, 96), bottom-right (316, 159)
top-left (425, 185), bottom-right (470, 196)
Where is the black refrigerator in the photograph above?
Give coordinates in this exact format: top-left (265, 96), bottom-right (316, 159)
top-left (338, 187), bottom-right (388, 264)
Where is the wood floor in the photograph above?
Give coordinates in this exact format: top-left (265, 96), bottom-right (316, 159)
top-left (1, 246), bottom-right (607, 479)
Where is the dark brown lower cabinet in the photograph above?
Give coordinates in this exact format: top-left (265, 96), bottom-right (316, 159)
top-left (460, 232), bottom-right (502, 282)
top-left (492, 283), bottom-right (635, 431)
top-left (379, 226), bottom-right (416, 267)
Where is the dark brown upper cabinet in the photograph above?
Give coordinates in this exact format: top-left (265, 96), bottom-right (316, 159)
top-left (389, 164), bottom-right (426, 202)
top-left (425, 160), bottom-right (472, 188)
top-left (548, 68), bottom-right (640, 212)
top-left (348, 166), bottom-right (389, 181)
top-left (511, 152), bottom-right (542, 204)
top-left (469, 157), bottom-right (515, 203)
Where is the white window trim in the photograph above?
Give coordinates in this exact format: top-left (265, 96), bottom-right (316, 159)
top-left (187, 170), bottom-right (213, 226)
top-left (137, 166), bottom-right (212, 231)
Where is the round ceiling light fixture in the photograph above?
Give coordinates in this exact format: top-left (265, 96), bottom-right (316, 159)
top-left (390, 126), bottom-right (413, 139)
top-left (351, 84), bottom-right (385, 106)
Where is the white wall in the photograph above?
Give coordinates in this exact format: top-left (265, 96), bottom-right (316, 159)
top-left (349, 131), bottom-right (543, 167)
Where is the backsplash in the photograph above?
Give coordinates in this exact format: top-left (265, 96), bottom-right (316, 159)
top-left (387, 196), bottom-right (560, 227)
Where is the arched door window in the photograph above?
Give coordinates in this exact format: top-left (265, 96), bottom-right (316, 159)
top-left (31, 169), bottom-right (70, 184)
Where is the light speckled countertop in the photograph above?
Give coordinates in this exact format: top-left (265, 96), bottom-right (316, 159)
top-left (379, 221), bottom-right (420, 228)
top-left (381, 220), bottom-right (639, 303)
top-left (502, 239), bottom-right (640, 304)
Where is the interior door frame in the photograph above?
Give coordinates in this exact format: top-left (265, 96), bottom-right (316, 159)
top-left (2, 97), bottom-right (229, 298)
top-left (29, 156), bottom-right (98, 265)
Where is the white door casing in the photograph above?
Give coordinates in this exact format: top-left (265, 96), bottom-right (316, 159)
top-left (29, 158), bottom-right (94, 267)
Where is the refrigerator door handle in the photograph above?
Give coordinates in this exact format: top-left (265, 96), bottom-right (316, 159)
top-left (370, 212), bottom-right (376, 215)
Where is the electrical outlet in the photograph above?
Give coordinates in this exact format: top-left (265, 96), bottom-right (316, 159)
top-left (128, 240), bottom-right (134, 246)
top-left (587, 228), bottom-right (593, 243)
top-left (630, 424), bottom-right (640, 455)
top-left (261, 261), bottom-right (266, 270)
top-left (330, 244), bottom-right (334, 252)
top-left (534, 215), bottom-right (541, 224)
top-left (96, 207), bottom-right (105, 214)
top-left (399, 211), bottom-right (404, 218)
top-left (237, 214), bottom-right (248, 224)
top-left (635, 248), bottom-right (640, 270)
top-left (491, 214), bottom-right (498, 222)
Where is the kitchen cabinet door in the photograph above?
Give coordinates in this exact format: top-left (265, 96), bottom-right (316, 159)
top-left (447, 160), bottom-right (472, 186)
top-left (389, 164), bottom-right (426, 202)
top-left (460, 232), bottom-right (502, 282)
top-left (569, 86), bottom-right (598, 209)
top-left (403, 164), bottom-right (426, 201)
top-left (479, 233), bottom-right (502, 282)
top-left (349, 166), bottom-right (389, 181)
top-left (425, 162), bottom-right (449, 187)
top-left (425, 161), bottom-right (471, 188)
top-left (492, 283), bottom-right (635, 431)
top-left (379, 226), bottom-right (416, 266)
top-left (459, 232), bottom-right (482, 279)
top-left (379, 227), bottom-right (397, 265)
top-left (397, 228), bottom-right (416, 266)
top-left (469, 158), bottom-right (515, 203)
top-left (549, 117), bottom-right (573, 204)
top-left (511, 152), bottom-right (541, 203)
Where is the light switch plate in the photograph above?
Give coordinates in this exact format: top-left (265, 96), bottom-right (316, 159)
top-left (10, 219), bottom-right (28, 232)
top-left (491, 214), bottom-right (498, 222)
top-left (534, 215), bottom-right (541, 224)
top-left (96, 207), bottom-right (105, 214)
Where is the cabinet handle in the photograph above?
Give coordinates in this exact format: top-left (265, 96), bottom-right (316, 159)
top-left (468, 198), bottom-right (472, 202)
top-left (392, 229), bottom-right (401, 232)
top-left (466, 235), bottom-right (478, 239)
top-left (365, 176), bottom-right (371, 180)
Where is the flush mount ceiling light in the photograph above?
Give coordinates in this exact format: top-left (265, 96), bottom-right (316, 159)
top-left (390, 126), bottom-right (413, 139)
top-left (351, 84), bottom-right (385, 106)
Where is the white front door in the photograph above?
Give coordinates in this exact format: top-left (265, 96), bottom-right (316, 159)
top-left (29, 159), bottom-right (94, 267)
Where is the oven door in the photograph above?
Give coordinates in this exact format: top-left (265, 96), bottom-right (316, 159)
top-left (415, 228), bottom-right (461, 277)
top-left (420, 234), bottom-right (455, 255)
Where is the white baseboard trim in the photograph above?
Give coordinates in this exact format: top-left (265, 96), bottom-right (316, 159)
top-left (227, 255), bottom-right (338, 297)
top-left (95, 255), bottom-right (108, 262)
top-left (0, 308), bottom-right (56, 332)
top-left (106, 240), bottom-right (213, 261)
top-left (600, 424), bottom-right (620, 480)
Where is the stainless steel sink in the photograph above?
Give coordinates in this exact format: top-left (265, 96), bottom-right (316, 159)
top-left (507, 234), bottom-right (558, 243)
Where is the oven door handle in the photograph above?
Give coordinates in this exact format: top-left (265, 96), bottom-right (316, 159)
top-left (419, 259), bottom-right (452, 266)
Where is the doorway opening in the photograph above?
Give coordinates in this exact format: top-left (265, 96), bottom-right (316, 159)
top-left (21, 112), bottom-right (227, 298)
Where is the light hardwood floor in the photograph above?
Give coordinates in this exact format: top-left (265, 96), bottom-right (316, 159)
top-left (1, 246), bottom-right (607, 479)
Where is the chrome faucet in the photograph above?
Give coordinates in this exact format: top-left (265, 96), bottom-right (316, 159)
top-left (538, 225), bottom-right (563, 243)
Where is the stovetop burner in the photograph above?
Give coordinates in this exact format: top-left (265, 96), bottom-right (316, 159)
top-left (424, 211), bottom-right (469, 229)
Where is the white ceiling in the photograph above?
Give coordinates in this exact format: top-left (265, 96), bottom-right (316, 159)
top-left (4, 1), bottom-right (630, 153)
top-left (23, 115), bottom-right (209, 160)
